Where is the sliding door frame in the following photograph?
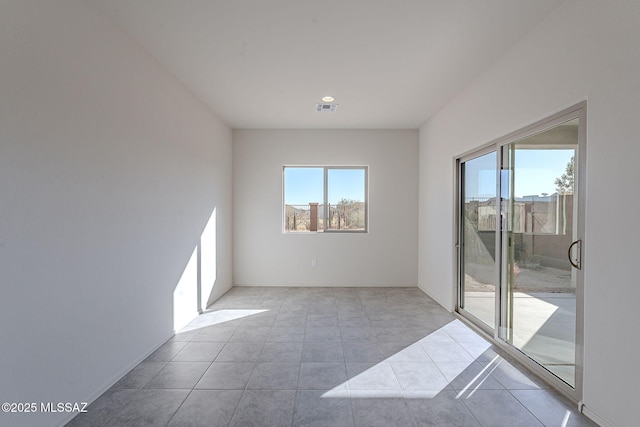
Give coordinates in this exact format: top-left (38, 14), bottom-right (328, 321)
top-left (455, 144), bottom-right (501, 337)
top-left (454, 102), bottom-right (587, 403)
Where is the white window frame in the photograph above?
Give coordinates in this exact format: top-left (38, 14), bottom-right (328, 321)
top-left (283, 165), bottom-right (368, 233)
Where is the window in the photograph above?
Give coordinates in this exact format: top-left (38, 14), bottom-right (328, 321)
top-left (283, 166), bottom-right (368, 233)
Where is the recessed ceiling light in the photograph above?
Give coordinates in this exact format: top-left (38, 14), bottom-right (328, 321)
top-left (321, 96), bottom-right (335, 103)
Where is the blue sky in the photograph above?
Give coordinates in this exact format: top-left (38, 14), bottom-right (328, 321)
top-left (512, 149), bottom-right (575, 197)
top-left (466, 149), bottom-right (575, 199)
top-left (285, 150), bottom-right (574, 206)
top-left (284, 167), bottom-right (365, 206)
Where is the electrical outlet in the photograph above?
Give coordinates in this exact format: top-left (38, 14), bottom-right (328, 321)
top-left (311, 259), bottom-right (318, 268)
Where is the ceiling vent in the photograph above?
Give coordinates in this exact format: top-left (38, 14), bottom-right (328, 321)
top-left (315, 103), bottom-right (338, 113)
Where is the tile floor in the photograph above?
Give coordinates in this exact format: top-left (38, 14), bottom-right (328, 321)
top-left (66, 287), bottom-right (596, 427)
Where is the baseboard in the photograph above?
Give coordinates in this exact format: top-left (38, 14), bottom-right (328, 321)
top-left (56, 331), bottom-right (175, 427)
top-left (416, 283), bottom-right (454, 312)
top-left (580, 402), bottom-right (613, 427)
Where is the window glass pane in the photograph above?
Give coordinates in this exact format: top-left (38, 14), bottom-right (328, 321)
top-left (460, 151), bottom-right (497, 329)
top-left (327, 168), bottom-right (366, 231)
top-left (284, 167), bottom-right (323, 232)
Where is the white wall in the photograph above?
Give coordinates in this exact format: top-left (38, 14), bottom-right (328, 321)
top-left (0, 1), bottom-right (232, 426)
top-left (418, 0), bottom-right (640, 425)
top-left (233, 130), bottom-right (418, 287)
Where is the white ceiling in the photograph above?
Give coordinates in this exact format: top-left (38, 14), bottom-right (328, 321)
top-left (91, 0), bottom-right (564, 129)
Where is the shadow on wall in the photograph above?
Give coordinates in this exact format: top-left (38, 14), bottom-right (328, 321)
top-left (173, 208), bottom-right (218, 331)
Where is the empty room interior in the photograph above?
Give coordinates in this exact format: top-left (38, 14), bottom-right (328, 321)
top-left (1, 1), bottom-right (639, 426)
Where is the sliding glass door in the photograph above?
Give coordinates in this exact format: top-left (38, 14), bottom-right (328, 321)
top-left (459, 151), bottom-right (497, 330)
top-left (501, 118), bottom-right (580, 387)
top-left (457, 104), bottom-right (585, 397)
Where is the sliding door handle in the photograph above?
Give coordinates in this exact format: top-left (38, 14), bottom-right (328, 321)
top-left (568, 239), bottom-right (582, 270)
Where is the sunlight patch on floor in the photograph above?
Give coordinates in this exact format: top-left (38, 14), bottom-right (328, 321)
top-left (178, 309), bottom-right (270, 332)
top-left (322, 320), bottom-right (492, 399)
